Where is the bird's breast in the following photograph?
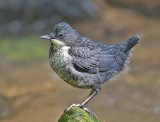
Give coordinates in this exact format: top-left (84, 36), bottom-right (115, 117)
top-left (49, 46), bottom-right (71, 69)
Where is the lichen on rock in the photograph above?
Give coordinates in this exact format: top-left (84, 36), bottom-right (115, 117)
top-left (58, 107), bottom-right (99, 122)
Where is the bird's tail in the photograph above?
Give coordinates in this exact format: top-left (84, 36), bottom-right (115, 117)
top-left (123, 35), bottom-right (140, 52)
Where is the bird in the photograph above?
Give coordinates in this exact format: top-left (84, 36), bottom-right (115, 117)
top-left (40, 22), bottom-right (140, 113)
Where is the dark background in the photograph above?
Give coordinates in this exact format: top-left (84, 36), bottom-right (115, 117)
top-left (0, 0), bottom-right (160, 121)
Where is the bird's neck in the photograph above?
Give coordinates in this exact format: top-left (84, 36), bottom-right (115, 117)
top-left (50, 43), bottom-right (59, 52)
top-left (50, 43), bottom-right (70, 52)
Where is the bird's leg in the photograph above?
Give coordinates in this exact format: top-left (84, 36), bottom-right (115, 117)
top-left (81, 87), bottom-right (101, 107)
top-left (66, 86), bottom-right (101, 115)
top-left (87, 89), bottom-right (95, 98)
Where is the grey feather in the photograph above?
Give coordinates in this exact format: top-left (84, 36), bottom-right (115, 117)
top-left (42, 22), bottom-right (140, 89)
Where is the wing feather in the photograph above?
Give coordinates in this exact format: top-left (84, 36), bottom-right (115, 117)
top-left (69, 46), bottom-right (120, 74)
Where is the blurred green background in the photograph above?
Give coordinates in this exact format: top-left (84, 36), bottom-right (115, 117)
top-left (0, 0), bottom-right (160, 122)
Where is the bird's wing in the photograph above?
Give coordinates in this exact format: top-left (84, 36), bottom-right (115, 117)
top-left (69, 46), bottom-right (120, 74)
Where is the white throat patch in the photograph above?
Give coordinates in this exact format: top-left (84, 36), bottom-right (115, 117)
top-left (51, 39), bottom-right (65, 46)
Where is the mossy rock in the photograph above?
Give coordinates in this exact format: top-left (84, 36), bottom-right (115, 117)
top-left (58, 107), bottom-right (100, 122)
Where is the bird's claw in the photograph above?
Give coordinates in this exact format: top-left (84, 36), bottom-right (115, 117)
top-left (64, 104), bottom-right (83, 113)
top-left (64, 104), bottom-right (94, 116)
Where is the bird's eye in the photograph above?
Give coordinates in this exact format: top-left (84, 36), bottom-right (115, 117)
top-left (58, 33), bottom-right (63, 37)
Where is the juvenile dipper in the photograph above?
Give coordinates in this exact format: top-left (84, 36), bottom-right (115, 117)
top-left (41, 22), bottom-right (140, 112)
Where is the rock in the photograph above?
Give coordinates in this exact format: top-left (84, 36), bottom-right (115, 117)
top-left (58, 107), bottom-right (99, 122)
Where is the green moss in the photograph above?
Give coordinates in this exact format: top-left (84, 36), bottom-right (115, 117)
top-left (58, 107), bottom-right (100, 122)
top-left (0, 34), bottom-right (49, 61)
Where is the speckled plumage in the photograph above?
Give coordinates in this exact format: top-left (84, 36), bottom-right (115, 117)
top-left (49, 43), bottom-right (130, 89)
top-left (41, 22), bottom-right (140, 107)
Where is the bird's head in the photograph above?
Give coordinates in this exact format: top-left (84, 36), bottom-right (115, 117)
top-left (40, 22), bottom-right (79, 46)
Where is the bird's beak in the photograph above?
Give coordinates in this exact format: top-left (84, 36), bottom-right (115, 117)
top-left (40, 34), bottom-right (65, 46)
top-left (40, 35), bottom-right (51, 40)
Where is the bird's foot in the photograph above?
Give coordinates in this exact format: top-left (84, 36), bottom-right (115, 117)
top-left (64, 104), bottom-right (93, 116)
